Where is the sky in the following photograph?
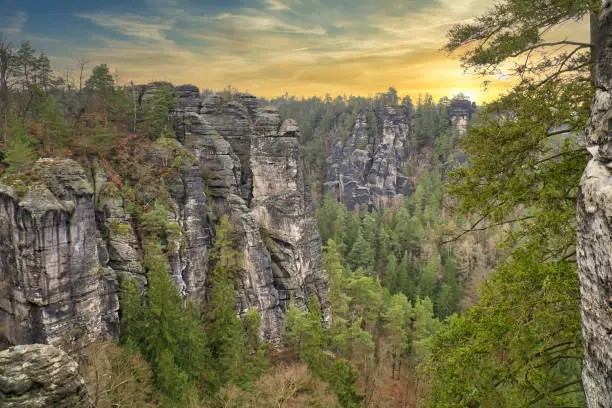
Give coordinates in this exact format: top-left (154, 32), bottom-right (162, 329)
top-left (0, 0), bottom-right (590, 102)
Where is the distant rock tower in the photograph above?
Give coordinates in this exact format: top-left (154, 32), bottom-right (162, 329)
top-left (448, 98), bottom-right (476, 136)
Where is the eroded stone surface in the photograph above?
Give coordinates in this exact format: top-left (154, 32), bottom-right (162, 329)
top-left (325, 107), bottom-right (412, 211)
top-left (172, 86), bottom-right (330, 343)
top-left (0, 344), bottom-right (92, 408)
top-left (577, 3), bottom-right (612, 407)
top-left (0, 159), bottom-right (117, 348)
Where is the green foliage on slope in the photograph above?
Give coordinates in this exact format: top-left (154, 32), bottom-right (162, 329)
top-left (317, 170), bottom-right (465, 319)
top-left (425, 0), bottom-right (594, 406)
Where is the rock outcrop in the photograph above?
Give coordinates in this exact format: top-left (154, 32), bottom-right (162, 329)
top-left (0, 159), bottom-right (120, 348)
top-left (323, 99), bottom-right (476, 211)
top-left (173, 86), bottom-right (330, 342)
top-left (0, 344), bottom-right (92, 407)
top-left (577, 3), bottom-right (612, 407)
top-left (251, 117), bottom-right (329, 329)
top-left (325, 106), bottom-right (412, 210)
top-left (0, 86), bottom-right (329, 348)
top-left (448, 98), bottom-right (476, 136)
top-left (149, 137), bottom-right (213, 300)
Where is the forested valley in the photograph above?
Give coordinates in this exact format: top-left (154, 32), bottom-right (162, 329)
top-left (0, 0), bottom-right (607, 407)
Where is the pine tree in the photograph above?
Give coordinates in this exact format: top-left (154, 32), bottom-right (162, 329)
top-left (15, 41), bottom-right (35, 92)
top-left (118, 238), bottom-right (206, 402)
top-left (203, 215), bottom-right (246, 393)
top-left (427, 0), bottom-right (595, 405)
top-left (84, 64), bottom-right (115, 95)
top-left (346, 276), bottom-right (382, 327)
top-left (418, 257), bottom-right (438, 299)
top-left (140, 85), bottom-right (177, 140)
top-left (324, 239), bottom-right (349, 319)
top-left (348, 232), bottom-right (375, 274)
top-left (317, 193), bottom-right (348, 246)
top-left (383, 293), bottom-right (412, 379)
top-left (241, 309), bottom-right (268, 383)
top-left (2, 111), bottom-right (36, 172)
top-left (325, 359), bottom-right (364, 408)
top-left (344, 210), bottom-right (361, 251)
top-left (393, 207), bottom-right (420, 255)
top-left (396, 252), bottom-right (414, 301)
top-left (155, 349), bottom-right (192, 404)
top-left (285, 297), bottom-right (325, 373)
top-left (204, 266), bottom-right (244, 393)
top-left (383, 252), bottom-right (398, 290)
top-left (411, 297), bottom-right (440, 362)
top-left (434, 252), bottom-right (463, 318)
top-left (141, 242), bottom-right (183, 366)
top-left (37, 53), bottom-right (53, 93)
top-left (36, 96), bottom-right (67, 154)
top-left (401, 95), bottom-right (414, 113)
top-left (118, 275), bottom-right (143, 345)
top-left (84, 64), bottom-right (131, 126)
top-left (377, 226), bottom-right (393, 279)
top-left (175, 302), bottom-right (207, 383)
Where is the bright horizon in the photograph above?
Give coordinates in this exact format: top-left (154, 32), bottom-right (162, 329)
top-left (2, 0), bottom-right (589, 103)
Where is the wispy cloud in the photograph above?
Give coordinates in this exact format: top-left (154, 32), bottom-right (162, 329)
top-left (214, 12), bottom-right (326, 35)
top-left (264, 0), bottom-right (290, 11)
top-left (31, 0), bottom-right (587, 101)
top-left (0, 11), bottom-right (26, 34)
top-left (75, 12), bottom-right (174, 44)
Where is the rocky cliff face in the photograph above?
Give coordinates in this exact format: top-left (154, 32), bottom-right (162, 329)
top-left (577, 4), bottom-right (612, 407)
top-left (0, 159), bottom-right (120, 348)
top-left (0, 86), bottom-right (329, 349)
top-left (323, 99), bottom-right (475, 211)
top-left (173, 86), bottom-right (330, 341)
top-left (149, 137), bottom-right (213, 301)
top-left (0, 344), bottom-right (92, 407)
top-left (325, 106), bottom-right (412, 210)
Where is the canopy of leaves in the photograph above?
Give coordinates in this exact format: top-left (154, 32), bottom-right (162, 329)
top-left (1, 111), bottom-right (36, 172)
top-left (445, 0), bottom-right (597, 80)
top-left (139, 85), bottom-right (177, 140)
top-left (427, 1), bottom-right (595, 406)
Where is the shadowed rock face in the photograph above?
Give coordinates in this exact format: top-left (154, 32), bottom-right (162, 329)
top-left (173, 86), bottom-right (330, 343)
top-left (0, 159), bottom-right (119, 347)
top-left (0, 344), bottom-right (92, 408)
top-left (577, 3), bottom-right (612, 407)
top-left (325, 107), bottom-right (412, 211)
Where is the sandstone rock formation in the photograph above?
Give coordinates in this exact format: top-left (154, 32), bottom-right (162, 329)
top-left (173, 86), bottom-right (330, 341)
top-left (324, 99), bottom-right (475, 211)
top-left (448, 98), bottom-right (476, 137)
top-left (0, 344), bottom-right (92, 407)
top-left (325, 106), bottom-right (412, 210)
top-left (149, 137), bottom-right (213, 300)
top-left (0, 159), bottom-right (120, 348)
top-left (0, 85), bottom-right (329, 349)
top-left (577, 3), bottom-right (612, 407)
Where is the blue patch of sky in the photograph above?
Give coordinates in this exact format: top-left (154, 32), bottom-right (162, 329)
top-left (2, 0), bottom-right (443, 57)
top-left (3, 0), bottom-right (247, 42)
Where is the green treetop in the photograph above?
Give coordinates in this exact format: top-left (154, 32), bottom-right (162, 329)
top-left (2, 111), bottom-right (36, 173)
